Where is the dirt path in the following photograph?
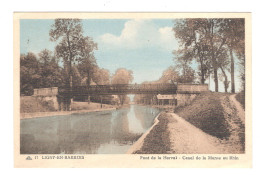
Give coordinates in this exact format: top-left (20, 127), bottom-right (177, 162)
top-left (126, 93), bottom-right (245, 154)
top-left (220, 95), bottom-right (245, 153)
top-left (168, 113), bottom-right (229, 154)
top-left (230, 94), bottom-right (245, 125)
top-left (167, 94), bottom-right (245, 154)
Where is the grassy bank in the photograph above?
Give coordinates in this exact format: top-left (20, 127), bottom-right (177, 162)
top-left (20, 96), bottom-right (115, 113)
top-left (71, 101), bottom-right (114, 111)
top-left (133, 112), bottom-right (172, 154)
top-left (20, 96), bottom-right (56, 113)
top-left (20, 96), bottom-right (116, 119)
top-left (174, 92), bottom-right (230, 139)
top-left (130, 92), bottom-right (245, 154)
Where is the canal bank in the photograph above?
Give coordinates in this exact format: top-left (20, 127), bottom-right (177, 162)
top-left (127, 111), bottom-right (172, 154)
top-left (20, 104), bottom-right (161, 154)
top-left (20, 107), bottom-right (117, 119)
top-left (126, 112), bottom-right (161, 154)
top-left (128, 92), bottom-right (245, 154)
top-left (20, 99), bottom-right (117, 119)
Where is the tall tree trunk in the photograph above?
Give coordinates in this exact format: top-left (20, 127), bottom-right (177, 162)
top-left (201, 70), bottom-right (205, 84)
top-left (220, 66), bottom-right (229, 93)
top-left (211, 50), bottom-right (219, 92)
top-left (67, 35), bottom-right (73, 90)
top-left (86, 70), bottom-right (91, 86)
top-left (199, 57), bottom-right (205, 84)
top-left (86, 70), bottom-right (91, 104)
top-left (230, 48), bottom-right (235, 93)
top-left (67, 34), bottom-right (73, 111)
top-left (212, 55), bottom-right (219, 92)
top-left (213, 67), bottom-right (218, 92)
top-left (197, 45), bottom-right (205, 84)
top-left (209, 21), bottom-right (218, 92)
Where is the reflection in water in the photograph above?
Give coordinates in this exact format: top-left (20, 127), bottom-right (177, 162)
top-left (128, 106), bottom-right (144, 133)
top-left (20, 105), bottom-right (161, 154)
top-left (134, 105), bottom-right (160, 129)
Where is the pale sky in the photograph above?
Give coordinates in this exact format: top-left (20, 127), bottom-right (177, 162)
top-left (20, 19), bottom-right (243, 92)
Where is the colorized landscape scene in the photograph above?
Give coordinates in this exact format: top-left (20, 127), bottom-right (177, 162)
top-left (20, 18), bottom-right (245, 154)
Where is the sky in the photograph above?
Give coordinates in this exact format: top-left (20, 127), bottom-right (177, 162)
top-left (20, 19), bottom-right (242, 92)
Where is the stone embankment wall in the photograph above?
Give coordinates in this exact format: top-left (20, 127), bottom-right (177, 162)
top-left (177, 84), bottom-right (208, 93)
top-left (33, 87), bottom-right (59, 110)
top-left (175, 84), bottom-right (209, 106)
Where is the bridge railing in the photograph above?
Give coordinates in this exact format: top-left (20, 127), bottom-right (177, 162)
top-left (33, 87), bottom-right (58, 96)
top-left (58, 83), bottom-right (178, 96)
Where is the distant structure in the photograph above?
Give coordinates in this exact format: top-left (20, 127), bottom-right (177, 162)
top-left (33, 87), bottom-right (58, 96)
top-left (33, 87), bottom-right (60, 110)
top-left (32, 83), bottom-right (209, 111)
top-left (156, 94), bottom-right (176, 106)
top-left (176, 84), bottom-right (208, 94)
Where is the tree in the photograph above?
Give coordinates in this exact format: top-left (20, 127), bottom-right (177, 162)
top-left (71, 66), bottom-right (82, 87)
top-left (111, 68), bottom-right (133, 105)
top-left (176, 65), bottom-right (196, 84)
top-left (20, 50), bottom-right (65, 96)
top-left (50, 19), bottom-right (97, 89)
top-left (38, 49), bottom-right (52, 65)
top-left (220, 19), bottom-right (245, 93)
top-left (49, 19), bottom-right (98, 110)
top-left (50, 19), bottom-right (82, 89)
top-left (158, 66), bottom-right (179, 84)
top-left (77, 37), bottom-right (98, 86)
top-left (217, 48), bottom-right (230, 92)
top-left (38, 49), bottom-right (63, 88)
top-left (111, 68), bottom-right (133, 85)
top-left (93, 68), bottom-right (110, 85)
top-left (173, 19), bottom-right (228, 92)
top-left (173, 19), bottom-right (209, 84)
top-left (20, 52), bottom-right (41, 95)
top-left (173, 50), bottom-right (196, 84)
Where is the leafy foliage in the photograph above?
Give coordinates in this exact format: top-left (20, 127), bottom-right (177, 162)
top-left (50, 19), bottom-right (98, 88)
top-left (173, 18), bottom-right (245, 92)
top-left (111, 68), bottom-right (133, 105)
top-left (20, 53), bottom-right (41, 95)
top-left (20, 51), bottom-right (63, 95)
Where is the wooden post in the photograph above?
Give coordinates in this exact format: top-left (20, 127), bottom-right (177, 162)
top-left (88, 95), bottom-right (90, 104)
top-left (100, 96), bottom-right (103, 108)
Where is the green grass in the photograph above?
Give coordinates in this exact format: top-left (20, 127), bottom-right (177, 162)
top-left (134, 112), bottom-right (172, 154)
top-left (175, 92), bottom-right (230, 139)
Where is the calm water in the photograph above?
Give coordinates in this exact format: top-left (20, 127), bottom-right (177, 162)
top-left (20, 105), bottom-right (161, 154)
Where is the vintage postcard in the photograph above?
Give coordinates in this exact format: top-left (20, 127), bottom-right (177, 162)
top-left (13, 12), bottom-right (252, 168)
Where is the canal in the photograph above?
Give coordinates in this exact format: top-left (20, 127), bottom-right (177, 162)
top-left (20, 105), bottom-right (161, 154)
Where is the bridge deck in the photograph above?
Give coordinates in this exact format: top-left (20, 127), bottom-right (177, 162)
top-left (58, 84), bottom-right (178, 96)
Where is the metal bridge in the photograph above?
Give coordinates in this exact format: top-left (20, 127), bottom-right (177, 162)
top-left (58, 83), bottom-right (178, 96)
top-left (33, 84), bottom-right (208, 110)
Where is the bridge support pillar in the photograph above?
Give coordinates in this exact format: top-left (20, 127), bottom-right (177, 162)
top-left (57, 95), bottom-right (72, 111)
